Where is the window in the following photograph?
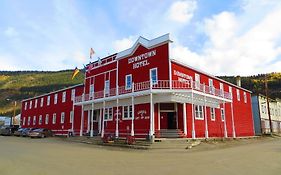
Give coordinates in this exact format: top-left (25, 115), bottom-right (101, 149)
top-left (40, 97), bottom-right (44, 107)
top-left (195, 105), bottom-right (204, 120)
top-left (29, 100), bottom-right (33, 109)
top-left (39, 115), bottom-right (42, 125)
top-left (123, 106), bottom-right (133, 119)
top-left (125, 74), bottom-right (132, 90)
top-left (23, 117), bottom-right (26, 126)
top-left (209, 79), bottom-right (214, 94)
top-left (90, 84), bottom-right (94, 98)
top-left (195, 73), bottom-right (200, 89)
top-left (33, 116), bottom-right (36, 125)
top-left (104, 80), bottom-right (110, 95)
top-left (35, 99), bottom-right (38, 108)
top-left (221, 108), bottom-right (225, 121)
top-left (45, 114), bottom-right (49, 124)
top-left (150, 68), bottom-right (158, 85)
top-left (104, 107), bottom-right (113, 121)
top-left (220, 83), bottom-right (224, 96)
top-left (47, 96), bottom-right (50, 106)
top-left (210, 108), bottom-right (216, 121)
top-left (28, 116), bottom-right (31, 126)
top-left (229, 87), bottom-right (233, 99)
top-left (62, 92), bottom-right (66, 102)
top-left (236, 89), bottom-right (240, 101)
top-left (71, 89), bottom-right (75, 101)
top-left (54, 94), bottom-right (58, 104)
top-left (24, 102), bottom-right (27, 110)
top-left (61, 112), bottom-right (65, 124)
top-left (244, 92), bottom-right (247, 103)
top-left (70, 111), bottom-right (74, 123)
top-left (52, 113), bottom-right (56, 124)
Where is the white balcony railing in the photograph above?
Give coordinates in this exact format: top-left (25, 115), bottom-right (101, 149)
top-left (75, 80), bottom-right (232, 103)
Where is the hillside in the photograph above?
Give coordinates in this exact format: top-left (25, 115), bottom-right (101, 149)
top-left (0, 70), bottom-right (84, 117)
top-left (0, 71), bottom-right (280, 117)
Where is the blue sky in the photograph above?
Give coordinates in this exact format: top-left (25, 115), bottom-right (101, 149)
top-left (0, 0), bottom-right (281, 75)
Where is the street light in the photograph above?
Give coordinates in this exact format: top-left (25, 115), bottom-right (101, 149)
top-left (6, 98), bottom-right (17, 126)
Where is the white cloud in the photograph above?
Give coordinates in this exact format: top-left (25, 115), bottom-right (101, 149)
top-left (168, 0), bottom-right (197, 23)
top-left (112, 36), bottom-right (136, 52)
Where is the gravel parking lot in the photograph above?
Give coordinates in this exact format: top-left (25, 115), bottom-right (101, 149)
top-left (0, 136), bottom-right (281, 175)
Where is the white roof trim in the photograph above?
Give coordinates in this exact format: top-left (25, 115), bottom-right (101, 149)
top-left (116, 33), bottom-right (172, 59)
top-left (171, 59), bottom-right (252, 93)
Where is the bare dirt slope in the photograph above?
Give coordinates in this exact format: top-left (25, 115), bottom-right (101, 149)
top-left (0, 136), bottom-right (281, 175)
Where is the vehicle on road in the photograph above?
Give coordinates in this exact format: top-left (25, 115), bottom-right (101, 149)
top-left (14, 128), bottom-right (25, 136)
top-left (0, 125), bottom-right (19, 136)
top-left (28, 128), bottom-right (53, 138)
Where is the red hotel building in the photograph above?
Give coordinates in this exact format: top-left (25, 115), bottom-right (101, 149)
top-left (21, 34), bottom-right (255, 139)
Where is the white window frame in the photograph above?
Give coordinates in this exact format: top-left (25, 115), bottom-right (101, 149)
top-left (28, 116), bottom-right (31, 126)
top-left (244, 92), bottom-right (247, 103)
top-left (195, 73), bottom-right (200, 89)
top-left (29, 100), bottom-right (32, 109)
top-left (104, 107), bottom-right (113, 121)
top-left (45, 114), bottom-right (49, 125)
top-left (54, 94), bottom-right (58, 104)
top-left (229, 86), bottom-right (233, 99)
top-left (71, 89), bottom-right (76, 101)
top-left (150, 68), bottom-right (158, 85)
top-left (61, 112), bottom-right (65, 124)
top-left (70, 111), bottom-right (74, 123)
top-left (209, 79), bottom-right (214, 94)
top-left (236, 89), bottom-right (240, 101)
top-left (23, 117), bottom-right (26, 126)
top-left (90, 84), bottom-right (94, 98)
top-left (220, 83), bottom-right (224, 96)
top-left (62, 91), bottom-right (66, 103)
top-left (210, 108), bottom-right (216, 121)
top-left (24, 102), bottom-right (27, 110)
top-left (104, 80), bottom-right (110, 95)
top-left (47, 96), bottom-right (50, 106)
top-left (221, 108), bottom-right (225, 121)
top-left (195, 105), bottom-right (204, 120)
top-left (122, 105), bottom-right (133, 120)
top-left (39, 115), bottom-right (42, 125)
top-left (125, 74), bottom-right (132, 90)
top-left (52, 113), bottom-right (56, 124)
top-left (33, 116), bottom-right (36, 125)
top-left (34, 99), bottom-right (38, 108)
top-left (40, 97), bottom-right (44, 107)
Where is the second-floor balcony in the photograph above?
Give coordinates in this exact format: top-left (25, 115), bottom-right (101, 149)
top-left (75, 80), bottom-right (232, 104)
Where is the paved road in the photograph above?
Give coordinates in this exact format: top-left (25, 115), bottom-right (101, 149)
top-left (0, 136), bottom-right (281, 175)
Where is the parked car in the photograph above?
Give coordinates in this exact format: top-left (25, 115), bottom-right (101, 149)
top-left (28, 128), bottom-right (53, 138)
top-left (22, 128), bottom-right (37, 137)
top-left (14, 128), bottom-right (25, 136)
top-left (0, 125), bottom-right (19, 136)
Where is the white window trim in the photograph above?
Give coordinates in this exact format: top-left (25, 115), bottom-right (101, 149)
top-left (122, 105), bottom-right (133, 120)
top-left (29, 100), bottom-right (33, 109)
top-left (25, 102), bottom-right (27, 110)
top-left (40, 97), bottom-right (44, 107)
top-left (35, 99), bottom-right (38, 108)
top-left (194, 105), bottom-right (204, 120)
top-left (39, 115), bottom-right (42, 125)
top-left (62, 91), bottom-right (66, 103)
top-left (45, 114), bottom-right (49, 125)
top-left (70, 111), bottom-right (74, 123)
top-left (244, 92), bottom-right (247, 103)
top-left (47, 96), bottom-right (50, 106)
top-left (210, 108), bottom-right (216, 121)
top-left (125, 74), bottom-right (132, 90)
top-left (28, 116), bottom-right (31, 126)
top-left (89, 84), bottom-right (95, 98)
top-left (104, 107), bottom-right (113, 121)
top-left (221, 108), bottom-right (225, 121)
top-left (61, 112), bottom-right (65, 124)
top-left (236, 89), bottom-right (240, 101)
top-left (195, 73), bottom-right (200, 90)
top-left (52, 113), bottom-right (56, 124)
top-left (54, 94), bottom-right (58, 104)
top-left (104, 80), bottom-right (110, 95)
top-left (150, 68), bottom-right (158, 85)
top-left (23, 117), bottom-right (26, 126)
top-left (33, 116), bottom-right (36, 125)
top-left (71, 89), bottom-right (76, 101)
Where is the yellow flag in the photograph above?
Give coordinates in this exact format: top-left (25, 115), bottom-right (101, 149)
top-left (71, 67), bottom-right (80, 80)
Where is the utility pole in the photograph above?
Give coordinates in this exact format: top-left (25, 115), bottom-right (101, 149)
top-left (265, 74), bottom-right (273, 133)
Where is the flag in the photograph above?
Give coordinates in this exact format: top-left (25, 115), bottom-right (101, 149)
top-left (98, 57), bottom-right (102, 65)
top-left (71, 67), bottom-right (80, 80)
top-left (90, 48), bottom-right (95, 59)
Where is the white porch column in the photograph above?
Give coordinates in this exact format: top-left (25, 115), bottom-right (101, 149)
top-left (101, 101), bottom-right (105, 138)
top-left (191, 87), bottom-right (196, 139)
top-left (115, 98), bottom-right (119, 138)
top-left (223, 102), bottom-right (228, 138)
top-left (90, 103), bottom-right (94, 137)
top-left (149, 93), bottom-right (154, 136)
top-left (79, 105), bottom-right (84, 136)
top-left (71, 107), bottom-right (75, 133)
top-left (230, 102), bottom-right (236, 138)
top-left (131, 82), bottom-right (135, 136)
top-left (204, 85), bottom-right (209, 139)
top-left (183, 103), bottom-right (187, 136)
top-left (98, 108), bottom-right (102, 134)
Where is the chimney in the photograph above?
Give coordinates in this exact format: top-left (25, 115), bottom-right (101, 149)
top-left (236, 76), bottom-right (241, 87)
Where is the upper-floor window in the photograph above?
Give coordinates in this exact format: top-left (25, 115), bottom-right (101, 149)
top-left (47, 96), bottom-right (50, 106)
top-left (45, 114), bottom-right (49, 124)
top-left (71, 89), bottom-right (75, 101)
top-left (243, 92), bottom-right (247, 103)
top-left (220, 83), bottom-right (224, 96)
top-left (34, 99), bottom-right (38, 108)
top-left (54, 94), bottom-right (58, 104)
top-left (61, 112), bottom-right (65, 124)
top-left (125, 74), bottom-right (132, 90)
top-left (104, 80), bottom-right (110, 95)
top-left (62, 91), bottom-right (66, 103)
top-left (90, 84), bottom-right (94, 97)
top-left (150, 68), bottom-right (158, 85)
top-left (29, 100), bottom-right (33, 109)
top-left (236, 89), bottom-right (240, 101)
top-left (229, 86), bottom-right (233, 99)
top-left (221, 108), bottom-right (225, 121)
top-left (52, 113), bottom-right (56, 124)
top-left (195, 105), bottom-right (204, 120)
top-left (40, 97), bottom-right (44, 107)
top-left (39, 115), bottom-right (42, 125)
top-left (195, 73), bottom-right (200, 89)
top-left (209, 79), bottom-right (214, 94)
top-left (210, 108), bottom-right (216, 121)
top-left (24, 102), bottom-right (27, 110)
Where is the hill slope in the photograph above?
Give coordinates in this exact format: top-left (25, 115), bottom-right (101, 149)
top-left (0, 70), bottom-right (84, 117)
top-left (0, 71), bottom-right (280, 117)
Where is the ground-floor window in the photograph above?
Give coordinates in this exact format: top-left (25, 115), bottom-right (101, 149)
top-left (33, 116), bottom-right (36, 125)
top-left (221, 108), bottom-right (225, 121)
top-left (61, 112), bottom-right (65, 123)
top-left (53, 113), bottom-right (56, 124)
top-left (23, 117), bottom-right (26, 126)
top-left (45, 114), bottom-right (49, 124)
top-left (210, 108), bottom-right (215, 121)
top-left (28, 116), bottom-right (31, 126)
top-left (39, 115), bottom-right (42, 125)
top-left (195, 105), bottom-right (204, 120)
top-left (104, 107), bottom-right (113, 121)
top-left (70, 111), bottom-right (74, 123)
top-left (123, 105), bottom-right (132, 119)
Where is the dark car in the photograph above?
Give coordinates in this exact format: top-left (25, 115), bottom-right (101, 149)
top-left (22, 128), bottom-right (37, 137)
top-left (0, 126), bottom-right (19, 136)
top-left (14, 128), bottom-right (25, 136)
top-left (28, 128), bottom-right (53, 138)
